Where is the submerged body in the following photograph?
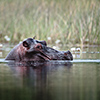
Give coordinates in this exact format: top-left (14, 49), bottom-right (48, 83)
top-left (5, 38), bottom-right (73, 61)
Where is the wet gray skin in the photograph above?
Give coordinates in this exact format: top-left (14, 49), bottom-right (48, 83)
top-left (5, 38), bottom-right (73, 61)
top-left (27, 43), bottom-right (73, 61)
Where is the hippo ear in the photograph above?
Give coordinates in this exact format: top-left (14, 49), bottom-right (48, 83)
top-left (23, 41), bottom-right (29, 48)
top-left (33, 36), bottom-right (36, 39)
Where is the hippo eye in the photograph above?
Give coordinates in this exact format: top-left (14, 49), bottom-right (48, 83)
top-left (36, 44), bottom-right (42, 49)
top-left (37, 45), bottom-right (42, 49)
top-left (37, 45), bottom-right (40, 48)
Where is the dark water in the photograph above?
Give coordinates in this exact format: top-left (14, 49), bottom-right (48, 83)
top-left (0, 45), bottom-right (100, 100)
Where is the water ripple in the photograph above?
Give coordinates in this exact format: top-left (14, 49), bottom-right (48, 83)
top-left (0, 59), bottom-right (100, 63)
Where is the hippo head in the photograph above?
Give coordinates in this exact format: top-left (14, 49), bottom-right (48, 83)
top-left (5, 37), bottom-right (73, 61)
top-left (22, 38), bottom-right (73, 61)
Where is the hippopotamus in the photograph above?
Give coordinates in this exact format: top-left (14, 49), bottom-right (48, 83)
top-left (5, 37), bottom-right (73, 61)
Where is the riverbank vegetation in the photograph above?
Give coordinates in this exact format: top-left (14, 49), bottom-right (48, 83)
top-left (0, 0), bottom-right (100, 46)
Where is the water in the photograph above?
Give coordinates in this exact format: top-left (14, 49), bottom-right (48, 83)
top-left (0, 45), bottom-right (100, 100)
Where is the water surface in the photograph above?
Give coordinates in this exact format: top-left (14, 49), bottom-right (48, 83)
top-left (0, 45), bottom-right (100, 100)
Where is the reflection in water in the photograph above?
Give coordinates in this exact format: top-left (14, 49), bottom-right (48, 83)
top-left (0, 61), bottom-right (72, 100)
top-left (0, 61), bottom-right (100, 100)
top-left (8, 61), bottom-right (72, 88)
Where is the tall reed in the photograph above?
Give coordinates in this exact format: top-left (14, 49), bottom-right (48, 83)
top-left (0, 0), bottom-right (100, 45)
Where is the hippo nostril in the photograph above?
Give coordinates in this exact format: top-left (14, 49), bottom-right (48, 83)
top-left (64, 53), bottom-right (67, 55)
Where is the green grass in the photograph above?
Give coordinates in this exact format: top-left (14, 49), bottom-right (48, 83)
top-left (0, 0), bottom-right (100, 45)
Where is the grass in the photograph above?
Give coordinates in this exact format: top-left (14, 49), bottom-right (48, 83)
top-left (0, 0), bottom-right (100, 46)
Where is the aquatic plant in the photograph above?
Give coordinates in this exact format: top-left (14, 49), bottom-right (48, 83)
top-left (0, 0), bottom-right (100, 46)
